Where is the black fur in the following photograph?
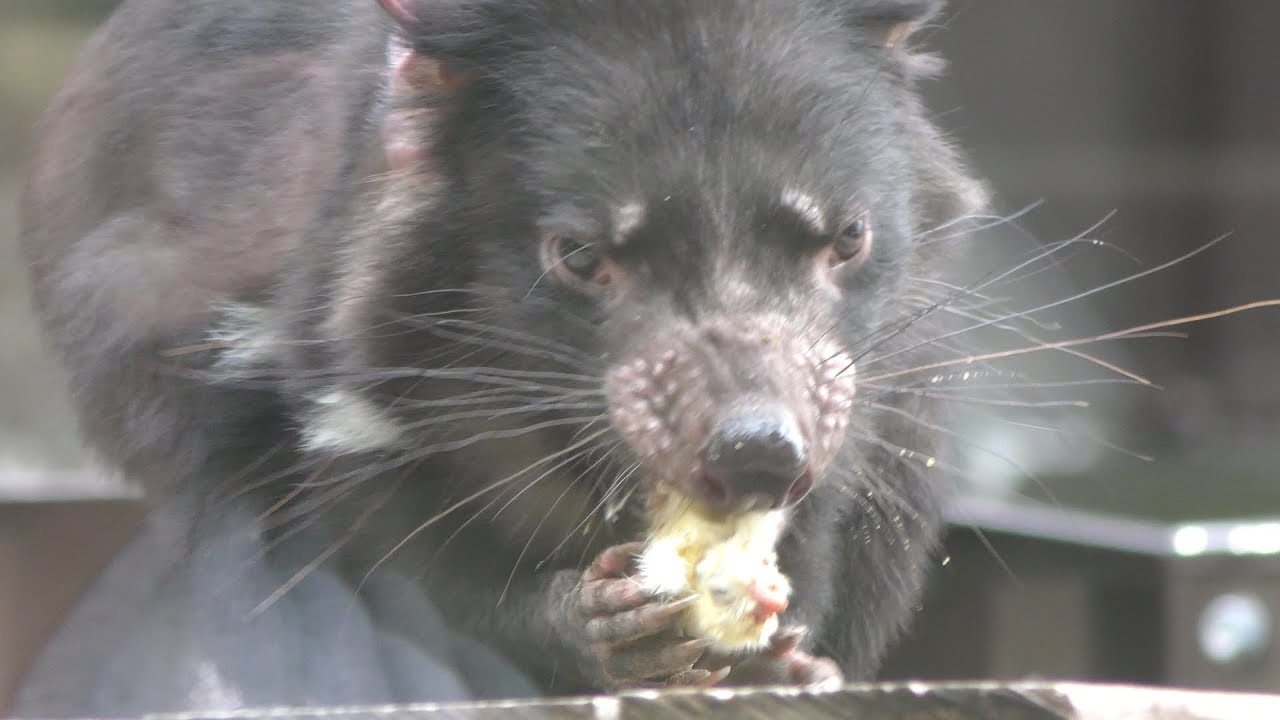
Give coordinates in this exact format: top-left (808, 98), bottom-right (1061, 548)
top-left (20, 0), bottom-right (986, 707)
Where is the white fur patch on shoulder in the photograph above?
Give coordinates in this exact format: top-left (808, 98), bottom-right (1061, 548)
top-left (300, 390), bottom-right (404, 454)
top-left (209, 304), bottom-right (281, 369)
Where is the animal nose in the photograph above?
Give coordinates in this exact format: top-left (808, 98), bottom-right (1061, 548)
top-left (698, 408), bottom-right (811, 512)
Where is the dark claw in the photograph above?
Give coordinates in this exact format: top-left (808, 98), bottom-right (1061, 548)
top-left (770, 626), bottom-right (843, 688)
top-left (580, 577), bottom-right (650, 616)
top-left (586, 594), bottom-right (697, 645)
top-left (661, 638), bottom-right (713, 675)
top-left (709, 625), bottom-right (844, 689)
top-left (605, 637), bottom-right (711, 681)
top-left (767, 625), bottom-right (808, 656)
top-left (568, 544), bottom-right (715, 689)
top-left (666, 666), bottom-right (732, 688)
top-left (787, 653), bottom-right (843, 689)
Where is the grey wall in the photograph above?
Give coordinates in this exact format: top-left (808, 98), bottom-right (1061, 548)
top-left (920, 0), bottom-right (1280, 518)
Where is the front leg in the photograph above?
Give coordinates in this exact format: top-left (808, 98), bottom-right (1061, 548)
top-left (539, 544), bottom-right (841, 691)
top-left (474, 542), bottom-right (726, 692)
top-left (551, 542), bottom-right (733, 689)
top-left (430, 480), bottom-right (851, 692)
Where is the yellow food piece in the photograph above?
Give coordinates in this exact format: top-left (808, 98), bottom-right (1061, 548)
top-left (636, 491), bottom-right (791, 652)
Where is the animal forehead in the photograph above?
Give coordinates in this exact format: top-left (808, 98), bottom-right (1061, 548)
top-left (530, 0), bottom-right (842, 47)
top-left (516, 38), bottom-right (892, 209)
top-left (515, 2), bottom-right (900, 236)
top-left (515, 0), bottom-right (882, 124)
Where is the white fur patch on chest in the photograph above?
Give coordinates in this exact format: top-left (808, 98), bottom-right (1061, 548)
top-left (299, 390), bottom-right (404, 454)
top-left (209, 305), bottom-right (404, 455)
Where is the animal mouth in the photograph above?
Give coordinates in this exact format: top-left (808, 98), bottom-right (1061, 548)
top-left (698, 465), bottom-right (814, 512)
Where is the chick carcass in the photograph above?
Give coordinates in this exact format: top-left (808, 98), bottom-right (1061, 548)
top-left (636, 490), bottom-right (791, 652)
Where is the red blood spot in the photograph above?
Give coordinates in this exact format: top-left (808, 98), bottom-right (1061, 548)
top-left (748, 578), bottom-right (789, 622)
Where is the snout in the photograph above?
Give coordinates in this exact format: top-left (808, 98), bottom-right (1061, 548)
top-left (605, 314), bottom-right (856, 515)
top-left (696, 407), bottom-right (813, 512)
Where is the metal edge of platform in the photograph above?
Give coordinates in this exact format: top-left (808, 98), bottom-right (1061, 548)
top-left (59, 682), bottom-right (1273, 720)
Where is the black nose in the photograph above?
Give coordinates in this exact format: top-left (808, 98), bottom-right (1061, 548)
top-left (698, 408), bottom-right (811, 511)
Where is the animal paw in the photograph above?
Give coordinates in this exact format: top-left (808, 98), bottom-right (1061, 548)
top-left (564, 542), bottom-right (713, 688)
top-left (709, 625), bottom-right (845, 689)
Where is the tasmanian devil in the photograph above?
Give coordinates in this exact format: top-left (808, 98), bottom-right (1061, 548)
top-left (17, 0), bottom-right (988, 710)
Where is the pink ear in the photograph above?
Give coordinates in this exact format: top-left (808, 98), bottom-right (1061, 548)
top-left (384, 39), bottom-right (428, 172)
top-left (379, 0), bottom-right (474, 174)
top-left (377, 0), bottom-right (419, 30)
top-left (383, 37), bottom-right (471, 173)
top-left (383, 110), bottom-right (425, 173)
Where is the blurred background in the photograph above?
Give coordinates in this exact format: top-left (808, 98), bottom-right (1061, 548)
top-left (2, 0), bottom-right (1280, 712)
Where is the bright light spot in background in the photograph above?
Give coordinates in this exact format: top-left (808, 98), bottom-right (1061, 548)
top-left (1172, 525), bottom-right (1210, 556)
top-left (1198, 592), bottom-right (1271, 666)
top-left (1226, 523), bottom-right (1280, 555)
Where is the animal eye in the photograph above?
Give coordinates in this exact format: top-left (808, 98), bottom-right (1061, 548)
top-left (832, 215), bottom-right (871, 265)
top-left (559, 238), bottom-right (601, 277)
top-left (546, 236), bottom-right (610, 287)
top-left (709, 584), bottom-right (734, 604)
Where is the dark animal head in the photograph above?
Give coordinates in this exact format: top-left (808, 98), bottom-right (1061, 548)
top-left (320, 0), bottom-right (985, 517)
